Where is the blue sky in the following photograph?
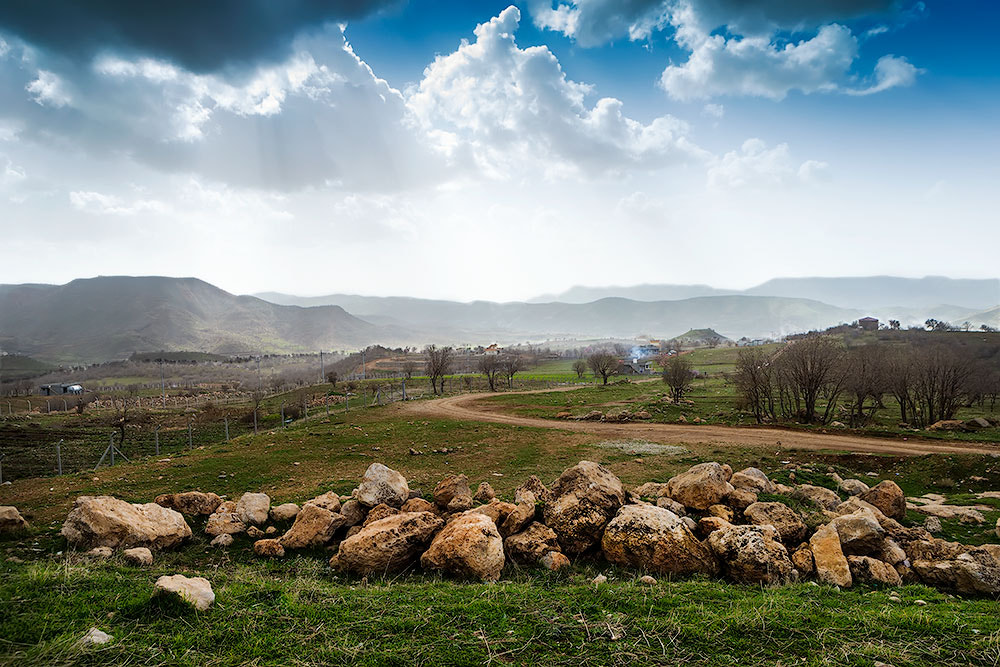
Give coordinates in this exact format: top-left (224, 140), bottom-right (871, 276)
top-left (0, 0), bottom-right (997, 300)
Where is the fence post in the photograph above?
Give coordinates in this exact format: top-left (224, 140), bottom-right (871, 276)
top-left (188, 418), bottom-right (193, 449)
top-left (46, 399), bottom-right (51, 412)
top-left (63, 399), bottom-right (68, 411)
top-left (224, 416), bottom-right (230, 442)
top-left (154, 425), bottom-right (160, 456)
top-left (110, 433), bottom-right (116, 466)
top-left (56, 439), bottom-right (62, 475)
top-left (253, 408), bottom-right (258, 434)
top-left (281, 403), bottom-right (286, 428)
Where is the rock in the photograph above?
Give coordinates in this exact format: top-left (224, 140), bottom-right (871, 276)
top-left (0, 506), bottom-right (28, 534)
top-left (246, 526), bottom-right (264, 539)
top-left (744, 502), bottom-right (808, 544)
top-left (706, 504), bottom-right (734, 522)
top-left (153, 491), bottom-right (222, 516)
top-left (542, 461), bottom-right (625, 554)
top-left (270, 503), bottom-right (300, 522)
top-left (235, 493), bottom-right (270, 525)
top-left (504, 522), bottom-right (561, 565)
top-left (87, 546), bottom-right (113, 558)
top-left (205, 502), bottom-right (246, 537)
top-left (364, 503), bottom-right (401, 527)
top-left (472, 499), bottom-right (518, 525)
top-left (280, 503), bottom-right (348, 549)
top-left (915, 504), bottom-right (985, 524)
top-left (680, 516), bottom-right (697, 532)
top-left (433, 474), bottom-right (472, 509)
top-left (473, 482), bottom-right (496, 504)
top-left (578, 410), bottom-right (605, 421)
top-left (721, 464), bottom-right (733, 481)
top-left (730, 468), bottom-right (775, 494)
top-left (154, 574), bottom-right (215, 611)
top-left (210, 534), bottom-right (233, 548)
top-left (500, 492), bottom-right (536, 537)
top-left (253, 539), bottom-right (285, 558)
top-left (541, 551), bottom-right (570, 570)
top-left (708, 524), bottom-right (793, 585)
top-left (791, 485), bottom-right (841, 511)
top-left (356, 463), bottom-right (410, 508)
top-left (122, 547), bottom-right (153, 566)
top-left (967, 417), bottom-right (992, 429)
top-left (447, 495), bottom-right (474, 512)
top-left (61, 496), bottom-right (191, 550)
top-left (340, 499), bottom-right (365, 526)
top-left (601, 505), bottom-right (718, 577)
top-left (859, 481), bottom-right (906, 521)
top-left (810, 524), bottom-right (852, 588)
top-left (265, 526), bottom-right (276, 535)
top-left (345, 525), bottom-right (361, 539)
top-left (401, 498), bottom-right (436, 513)
top-left (697, 516), bottom-right (731, 539)
top-left (912, 549), bottom-right (1000, 595)
top-left (876, 538), bottom-right (908, 566)
top-left (839, 479), bottom-right (870, 496)
top-left (592, 574), bottom-right (608, 585)
top-left (336, 511), bottom-right (445, 575)
top-left (848, 556), bottom-right (902, 586)
top-left (654, 496), bottom-right (686, 515)
top-left (831, 510), bottom-right (885, 555)
top-left (665, 463), bottom-right (735, 511)
top-left (997, 516), bottom-right (1000, 539)
top-left (723, 488), bottom-right (758, 512)
top-left (638, 575), bottom-right (657, 586)
top-left (516, 475), bottom-right (552, 503)
top-left (927, 419), bottom-right (964, 431)
top-left (905, 538), bottom-right (967, 562)
top-left (80, 627), bottom-right (113, 647)
top-left (420, 512), bottom-right (504, 581)
top-left (306, 491), bottom-right (341, 513)
top-left (634, 482), bottom-right (672, 499)
top-left (791, 543), bottom-right (814, 575)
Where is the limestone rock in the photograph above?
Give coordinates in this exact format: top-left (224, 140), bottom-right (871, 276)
top-left (791, 485), bottom-right (841, 511)
top-left (433, 474), bottom-right (472, 509)
top-left (601, 505), bottom-right (718, 577)
top-left (356, 463), bottom-right (409, 508)
top-left (253, 538), bottom-right (285, 558)
top-left (665, 462), bottom-right (735, 511)
top-left (472, 499), bottom-right (517, 525)
top-left (542, 461), bottom-right (625, 554)
top-left (729, 468), bottom-right (775, 494)
top-left (541, 551), bottom-right (570, 571)
top-left (791, 543), bottom-right (814, 575)
top-left (363, 503), bottom-right (400, 527)
top-left (336, 511), bottom-right (444, 575)
top-left (420, 512), bottom-right (504, 581)
top-left (634, 482), bottom-right (671, 499)
top-left (0, 506), bottom-right (28, 534)
top-left (915, 504), bottom-right (985, 524)
top-left (501, 491), bottom-right (536, 538)
top-left (210, 534), bottom-right (233, 548)
top-left (80, 628), bottom-right (112, 647)
top-left (638, 575), bottom-right (658, 586)
top-left (839, 479), bottom-right (870, 496)
top-left (912, 549), bottom-right (1000, 595)
top-left (235, 493), bottom-right (270, 525)
top-left (848, 556), bottom-right (902, 586)
top-left (401, 498), bottom-right (436, 513)
top-left (744, 502), bottom-right (808, 544)
top-left (246, 526), bottom-right (264, 539)
top-left (504, 522), bottom-right (561, 565)
top-left (306, 491), bottom-right (341, 513)
top-left (155, 574), bottom-right (215, 611)
top-left (280, 503), bottom-right (348, 549)
top-left (154, 491), bottom-right (222, 516)
top-left (859, 481), bottom-right (906, 521)
top-left (706, 504), bottom-right (734, 522)
top-left (723, 488), bottom-right (758, 512)
top-left (340, 499), bottom-right (365, 526)
top-left (87, 546), bottom-right (113, 558)
top-left (708, 524), bottom-right (793, 585)
top-left (925, 516), bottom-right (943, 533)
top-left (810, 524), bottom-right (852, 587)
top-left (122, 547), bottom-right (153, 566)
top-left (697, 516), bottom-right (731, 539)
top-left (447, 495), bottom-right (474, 512)
top-left (515, 475), bottom-right (552, 504)
top-left (205, 502), bottom-right (246, 537)
top-left (61, 496), bottom-right (191, 550)
top-left (831, 510), bottom-right (885, 555)
top-left (269, 503), bottom-right (300, 523)
top-left (655, 496), bottom-right (686, 515)
top-left (473, 482), bottom-right (496, 504)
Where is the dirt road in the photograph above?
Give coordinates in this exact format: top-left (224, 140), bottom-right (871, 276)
top-left (405, 387), bottom-right (1000, 457)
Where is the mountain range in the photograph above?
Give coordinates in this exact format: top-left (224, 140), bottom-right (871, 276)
top-left (0, 275), bottom-right (996, 363)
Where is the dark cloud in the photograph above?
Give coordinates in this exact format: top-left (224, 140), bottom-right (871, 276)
top-left (0, 0), bottom-right (399, 71)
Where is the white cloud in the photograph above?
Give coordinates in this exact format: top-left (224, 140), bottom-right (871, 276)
top-left (407, 6), bottom-right (707, 178)
top-left (26, 70), bottom-right (71, 107)
top-left (702, 103), bottom-right (725, 118)
top-left (69, 190), bottom-right (169, 216)
top-left (708, 138), bottom-right (825, 189)
top-left (846, 55), bottom-right (922, 96)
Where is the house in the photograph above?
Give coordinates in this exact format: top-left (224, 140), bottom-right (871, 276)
top-left (858, 317), bottom-right (879, 331)
top-left (483, 344), bottom-right (502, 356)
top-left (620, 358), bottom-right (654, 374)
top-left (40, 383), bottom-right (84, 395)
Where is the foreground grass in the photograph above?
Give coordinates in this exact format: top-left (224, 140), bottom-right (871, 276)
top-left (3, 555), bottom-right (999, 667)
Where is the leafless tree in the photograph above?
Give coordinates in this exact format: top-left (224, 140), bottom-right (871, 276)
top-left (587, 352), bottom-right (620, 385)
top-left (911, 345), bottom-right (973, 425)
top-left (660, 354), bottom-right (694, 403)
top-left (842, 345), bottom-right (886, 427)
top-left (478, 354), bottom-right (502, 392)
top-left (402, 361), bottom-right (416, 380)
top-left (776, 336), bottom-right (845, 424)
top-left (883, 348), bottom-right (916, 424)
top-left (734, 347), bottom-right (776, 424)
top-left (501, 354), bottom-right (524, 389)
top-left (572, 359), bottom-right (587, 379)
top-left (326, 371), bottom-right (338, 388)
top-left (424, 345), bottom-right (454, 395)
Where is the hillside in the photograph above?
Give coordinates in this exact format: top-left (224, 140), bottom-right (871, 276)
top-left (672, 328), bottom-right (732, 347)
top-left (0, 277), bottom-right (405, 363)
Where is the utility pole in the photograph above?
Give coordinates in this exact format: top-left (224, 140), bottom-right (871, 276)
top-left (256, 356), bottom-right (262, 392)
top-left (160, 359), bottom-right (167, 408)
top-left (361, 347), bottom-right (366, 380)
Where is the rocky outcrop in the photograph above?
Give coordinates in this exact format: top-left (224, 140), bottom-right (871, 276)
top-left (356, 463), bottom-right (409, 508)
top-left (61, 496), bottom-right (191, 550)
top-left (335, 511), bottom-right (444, 575)
top-left (665, 463), bottom-right (734, 511)
top-left (420, 512), bottom-right (504, 581)
top-left (601, 505), bottom-right (718, 577)
top-left (543, 461), bottom-right (625, 554)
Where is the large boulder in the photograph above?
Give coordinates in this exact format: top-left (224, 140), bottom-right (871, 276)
top-left (504, 522), bottom-right (561, 565)
top-left (472, 499), bottom-right (517, 526)
top-left (433, 474), bottom-right (472, 510)
top-left (515, 475), bottom-right (552, 504)
top-left (912, 549), bottom-right (1000, 595)
top-left (61, 496), bottom-right (191, 550)
top-left (543, 461), bottom-right (625, 554)
top-left (665, 463), bottom-right (734, 511)
top-left (356, 463), bottom-right (409, 508)
top-left (601, 505), bottom-right (718, 577)
top-left (235, 493), bottom-right (270, 525)
top-left (500, 491), bottom-right (536, 538)
top-left (154, 574), bottom-right (215, 611)
top-left (810, 523), bottom-right (852, 587)
top-left (0, 506), bottom-right (29, 534)
top-left (847, 556), bottom-right (902, 586)
top-left (858, 481), bottom-right (906, 521)
top-left (205, 501), bottom-right (246, 536)
top-left (743, 502), bottom-right (808, 544)
top-left (420, 512), bottom-right (505, 581)
top-left (791, 485), bottom-right (841, 511)
top-left (280, 503), bottom-right (348, 549)
top-left (839, 479), bottom-right (870, 496)
top-left (831, 510), bottom-right (885, 555)
top-left (335, 511), bottom-right (444, 575)
top-left (306, 491), bottom-right (342, 514)
top-left (154, 492), bottom-right (223, 516)
top-left (729, 468), bottom-right (775, 494)
top-left (340, 499), bottom-right (365, 526)
top-left (269, 503), bottom-right (300, 523)
top-left (707, 524), bottom-right (793, 585)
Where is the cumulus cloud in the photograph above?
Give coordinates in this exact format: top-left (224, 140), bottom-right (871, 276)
top-left (707, 138), bottom-right (826, 189)
top-left (408, 6), bottom-right (707, 178)
top-left (26, 70), bottom-right (71, 107)
top-left (69, 190), bottom-right (169, 216)
top-left (0, 0), bottom-right (397, 72)
top-left (846, 54), bottom-right (922, 95)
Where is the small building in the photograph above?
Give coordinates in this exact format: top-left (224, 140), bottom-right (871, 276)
top-left (620, 358), bottom-right (654, 374)
top-left (858, 317), bottom-right (879, 331)
top-left (483, 344), bottom-right (502, 356)
top-left (40, 383), bottom-right (84, 395)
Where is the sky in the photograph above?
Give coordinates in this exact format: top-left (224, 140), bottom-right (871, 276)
top-left (0, 0), bottom-right (997, 302)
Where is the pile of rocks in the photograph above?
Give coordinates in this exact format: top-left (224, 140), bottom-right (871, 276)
top-left (53, 460), bottom-right (1000, 594)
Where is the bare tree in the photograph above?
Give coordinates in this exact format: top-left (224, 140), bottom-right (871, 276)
top-left (776, 336), bottom-right (845, 424)
top-left (660, 354), bottom-right (694, 403)
top-left (911, 345), bottom-right (973, 425)
top-left (478, 354), bottom-right (502, 392)
top-left (587, 352), bottom-right (620, 385)
top-left (501, 354), bottom-right (524, 389)
top-left (572, 359), bottom-right (587, 379)
top-left (402, 361), bottom-right (416, 380)
top-left (326, 371), bottom-right (338, 388)
top-left (883, 348), bottom-right (916, 424)
top-left (734, 347), bottom-right (776, 424)
top-left (424, 345), bottom-right (454, 395)
top-left (842, 345), bottom-right (886, 427)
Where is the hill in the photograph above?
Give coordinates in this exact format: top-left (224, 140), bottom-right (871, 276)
top-left (672, 328), bottom-right (732, 347)
top-left (0, 276), bottom-right (407, 363)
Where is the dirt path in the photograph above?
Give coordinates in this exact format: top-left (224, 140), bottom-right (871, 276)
top-left (405, 386), bottom-right (1000, 457)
